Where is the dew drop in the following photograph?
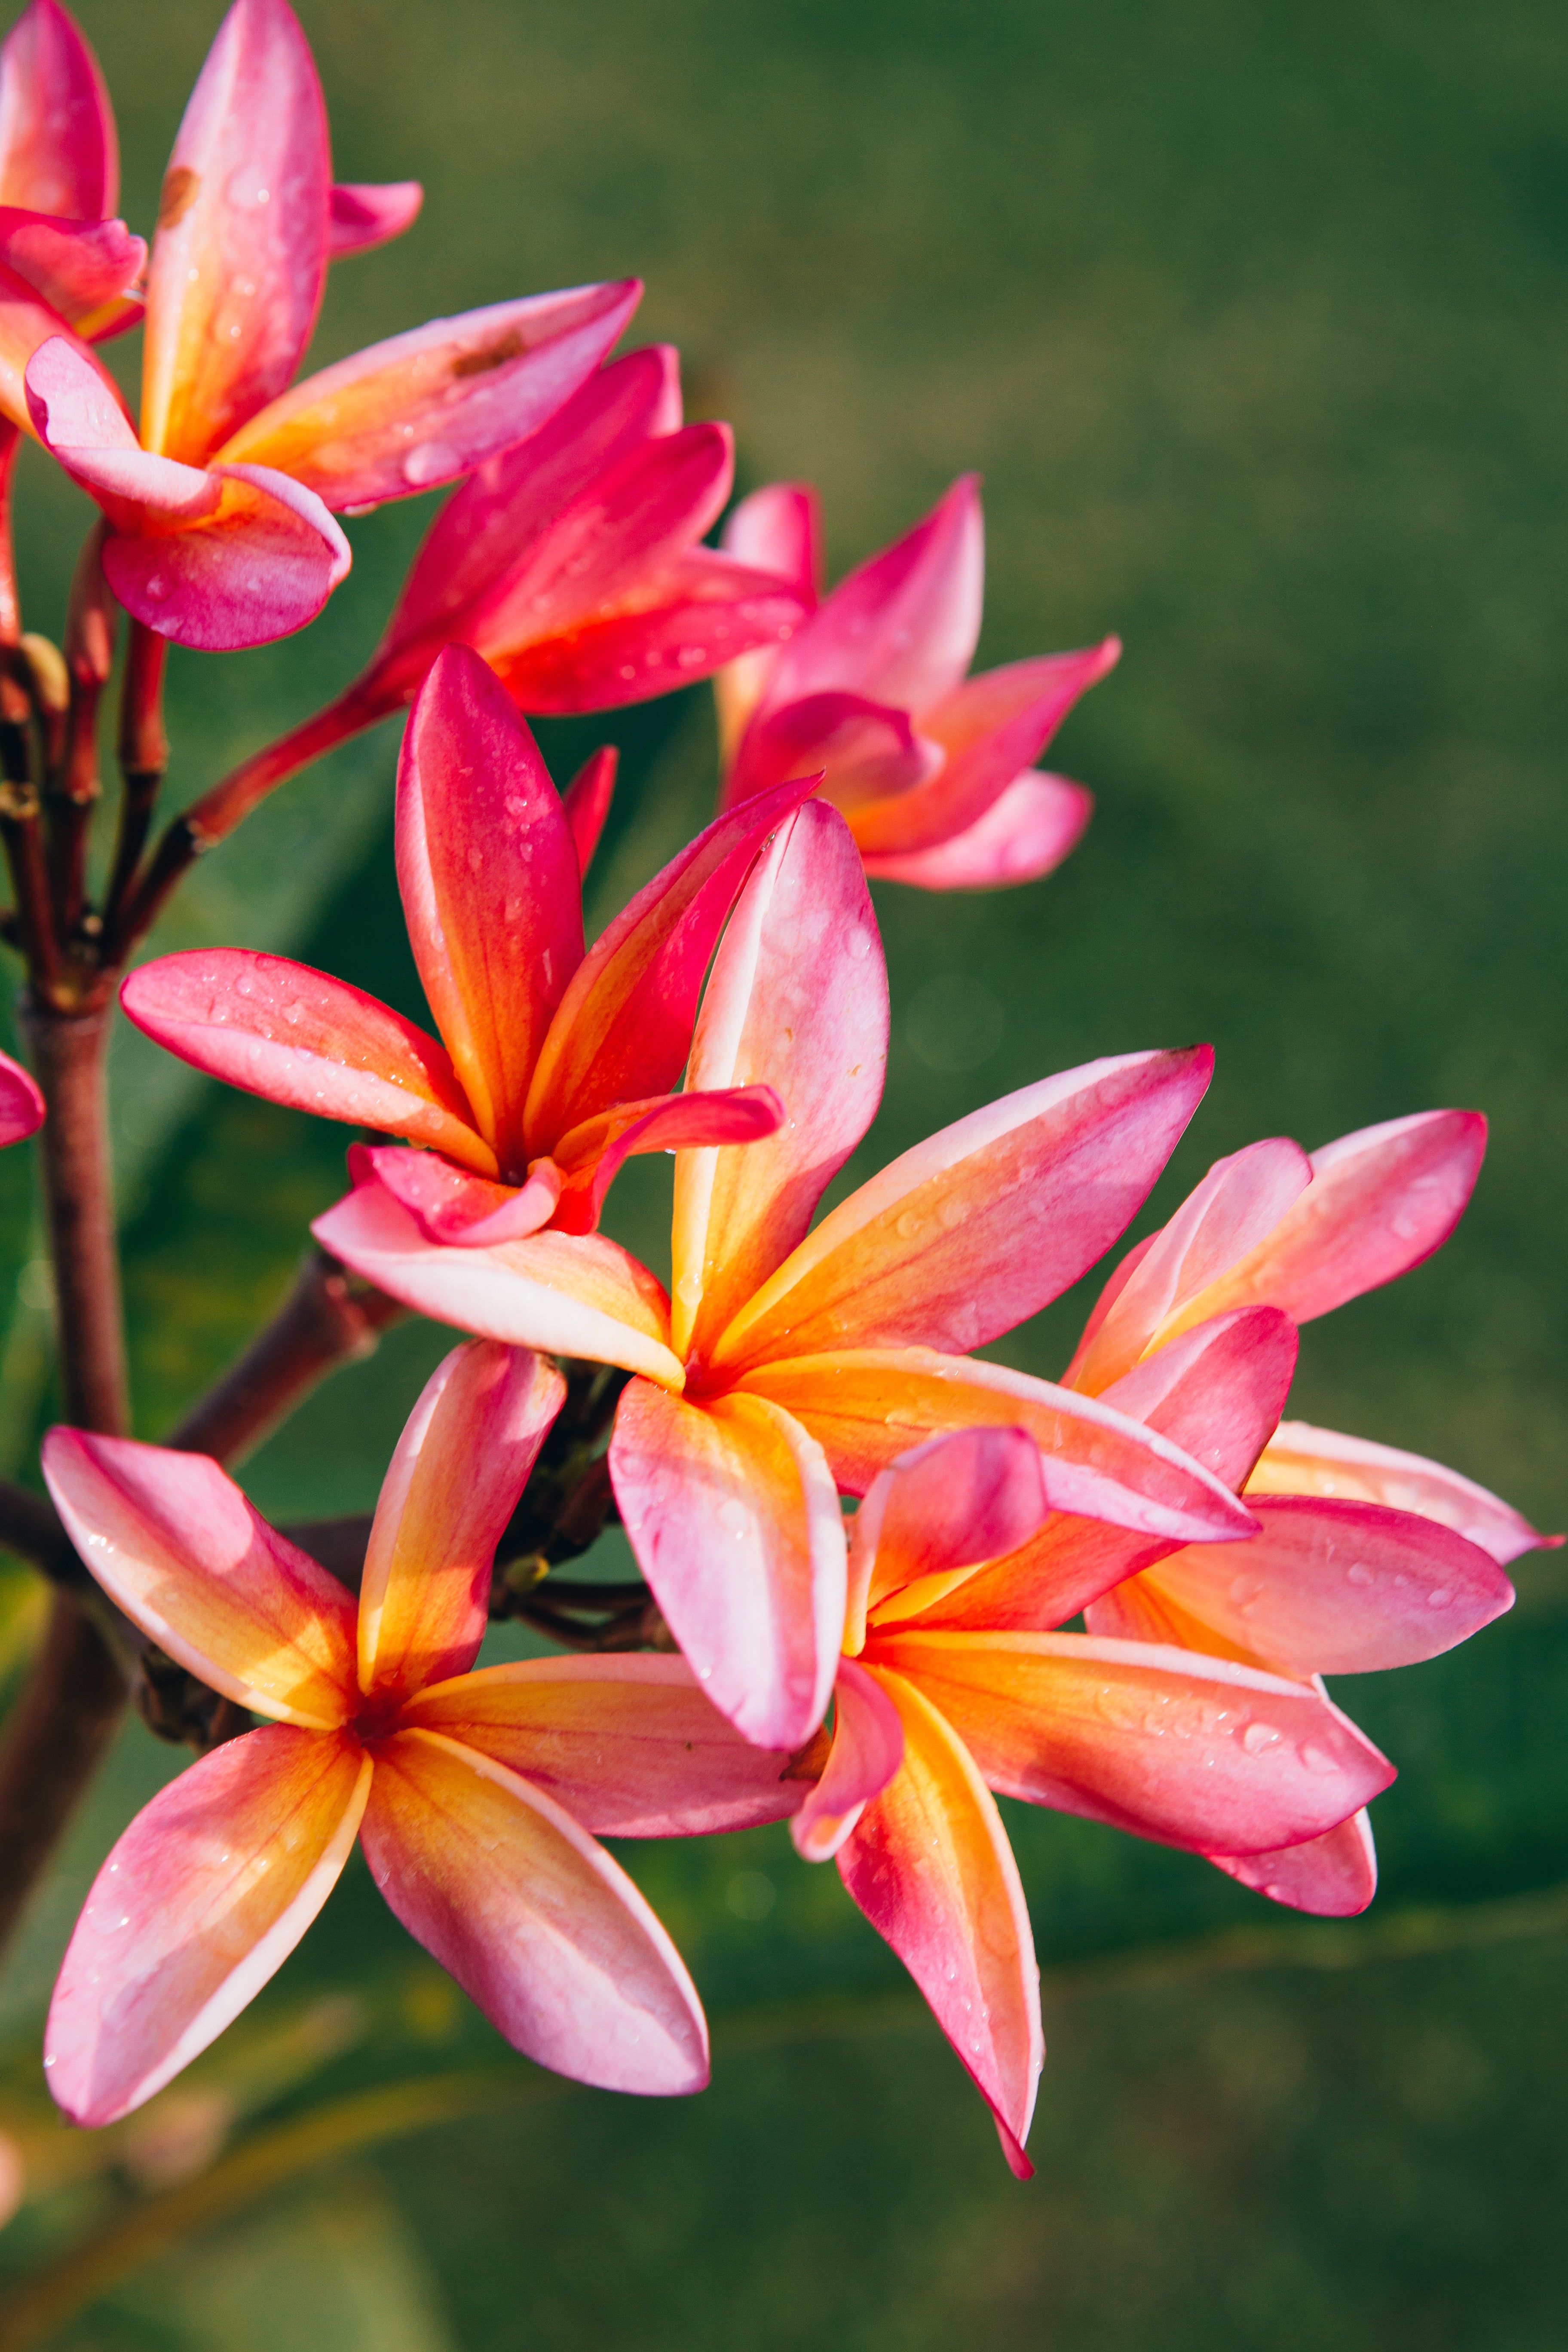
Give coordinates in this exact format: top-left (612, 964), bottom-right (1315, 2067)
top-left (1299, 1743), bottom-right (1338, 1776)
top-left (1347, 1562), bottom-right (1375, 1586)
top-left (401, 439), bottom-right (460, 488)
top-left (1242, 1721), bottom-right (1281, 1755)
top-left (1426, 1587), bottom-right (1453, 1608)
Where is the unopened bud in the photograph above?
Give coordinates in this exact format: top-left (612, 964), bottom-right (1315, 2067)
top-left (18, 633), bottom-right (68, 716)
top-left (64, 525), bottom-right (117, 688)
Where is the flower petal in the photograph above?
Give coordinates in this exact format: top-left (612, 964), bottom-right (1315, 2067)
top-left (41, 1428), bottom-right (358, 1725)
top-left (710, 1046), bottom-right (1214, 1374)
top-left (671, 799), bottom-right (888, 1360)
top-left (609, 1380), bottom-right (845, 1749)
top-left (1158, 1110), bottom-right (1488, 1336)
top-left (0, 209), bottom-right (144, 335)
top-left (402, 1652), bottom-right (802, 1834)
top-left (1210, 1810), bottom-right (1377, 1917)
top-left (395, 645), bottom-right (581, 1176)
top-left (1247, 1421), bottom-right (1558, 1565)
top-left (103, 464), bottom-right (351, 652)
top-left (0, 1044), bottom-right (43, 1143)
top-left (791, 1658), bottom-right (905, 1860)
top-left (9, 303), bottom-right (123, 443)
top-left (0, 0), bottom-right (119, 220)
top-left (141, 0), bottom-right (329, 466)
top-left (352, 1142), bottom-right (554, 1245)
top-left (562, 744), bottom-right (618, 875)
top-left (45, 1726), bottom-right (370, 2126)
top-left (359, 1343), bottom-right (564, 1702)
top-left (1066, 1137), bottom-right (1314, 1393)
top-left (871, 1628), bottom-right (1394, 1853)
top-left (312, 1175), bottom-right (682, 1384)
top-left (715, 481), bottom-right (822, 759)
top-left (855, 1425), bottom-right (1049, 1629)
top-left (838, 1666), bottom-right (1040, 2177)
top-left (522, 776), bottom-right (813, 1155)
top-left (218, 280), bottom-right (641, 511)
top-left (328, 179), bottom-right (423, 259)
top-left (741, 1347), bottom-right (1259, 1542)
top-left (120, 949), bottom-right (488, 1171)
top-left (861, 771), bottom-right (1093, 890)
top-left (360, 1727), bottom-right (708, 2094)
top-left (549, 1082), bottom-right (784, 1237)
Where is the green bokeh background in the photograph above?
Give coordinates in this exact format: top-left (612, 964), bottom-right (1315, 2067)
top-left (0, 0), bottom-right (1565, 2343)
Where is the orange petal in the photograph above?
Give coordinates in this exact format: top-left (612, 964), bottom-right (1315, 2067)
top-left (1248, 1419), bottom-right (1557, 1567)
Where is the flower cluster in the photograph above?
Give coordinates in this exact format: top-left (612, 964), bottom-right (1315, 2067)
top-left (0, 0), bottom-right (1552, 2184)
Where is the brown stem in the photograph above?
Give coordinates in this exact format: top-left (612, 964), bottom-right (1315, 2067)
top-left (0, 1593), bottom-right (126, 1951)
top-left (0, 422), bottom-right (20, 652)
top-left (48, 525), bottom-right (118, 941)
top-left (0, 782), bottom-right (62, 998)
top-left (102, 620), bottom-right (167, 934)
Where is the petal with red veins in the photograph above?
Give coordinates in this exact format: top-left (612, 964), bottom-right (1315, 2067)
top-left (609, 1380), bottom-right (845, 1750)
top-left (791, 1658), bottom-right (905, 1860)
top-left (0, 1046), bottom-right (43, 1143)
top-left (1247, 1421), bottom-right (1559, 1565)
top-left (328, 179), bottom-right (423, 259)
top-left (359, 1343), bottom-right (564, 1703)
top-left (141, 0), bottom-right (330, 466)
top-left (45, 1727), bottom-right (371, 2126)
top-left (1210, 1810), bottom-right (1377, 1917)
top-left (0, 0), bottom-right (119, 220)
top-left (360, 1727), bottom-right (708, 2094)
top-left (671, 800), bottom-right (888, 1360)
top-left (861, 772), bottom-right (1093, 890)
top-left (838, 1666), bottom-right (1040, 2177)
top-left (104, 465), bottom-right (350, 652)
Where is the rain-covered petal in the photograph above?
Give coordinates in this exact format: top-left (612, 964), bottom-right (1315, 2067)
top-left (403, 1653), bottom-right (803, 1835)
top-left (791, 1658), bottom-right (905, 1860)
top-left (103, 463), bottom-right (351, 652)
top-left (873, 1628), bottom-right (1394, 1853)
top-left (0, 1045), bottom-right (43, 1143)
top-left (360, 1727), bottom-right (708, 2094)
top-left (141, 0), bottom-right (330, 466)
top-left (562, 744), bottom-right (617, 875)
top-left (861, 771), bottom-right (1093, 890)
top-left (523, 777), bottom-right (813, 1155)
top-left (45, 1726), bottom-right (371, 2126)
top-left (328, 179), bottom-right (423, 259)
top-left (395, 646), bottom-right (581, 1177)
top-left (710, 1047), bottom-right (1214, 1375)
top-left (312, 1175), bottom-right (682, 1384)
top-left (218, 280), bottom-right (641, 511)
top-left (671, 800), bottom-right (888, 1360)
top-left (0, 0), bottom-right (118, 220)
top-left (609, 1379), bottom-right (845, 1750)
top-left (838, 1666), bottom-right (1040, 2176)
top-left (1210, 1810), bottom-right (1377, 1917)
top-left (358, 1343), bottom-right (564, 1703)
top-left (120, 949), bottom-right (489, 1172)
top-left (1247, 1420), bottom-right (1558, 1566)
top-left (41, 1428), bottom-right (357, 1726)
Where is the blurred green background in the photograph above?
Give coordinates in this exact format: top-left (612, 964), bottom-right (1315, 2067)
top-left (0, 0), bottom-right (1565, 2343)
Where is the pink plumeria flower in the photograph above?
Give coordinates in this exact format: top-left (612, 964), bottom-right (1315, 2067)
top-left (784, 1422), bottom-right (1395, 2173)
top-left (39, 1339), bottom-right (739, 2125)
top-left (0, 1044), bottom-right (42, 1140)
top-left (714, 477), bottom-right (1118, 889)
top-left (12, 0), bottom-right (638, 651)
top-left (316, 796), bottom-right (1259, 1754)
top-left (124, 645), bottom-right (802, 1350)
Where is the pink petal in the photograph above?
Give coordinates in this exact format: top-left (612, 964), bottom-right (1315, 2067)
top-left (371, 344), bottom-right (682, 687)
top-left (1249, 1421), bottom-right (1557, 1566)
top-left (714, 482), bottom-right (821, 760)
top-left (120, 949), bottom-right (488, 1171)
top-left (1166, 1109), bottom-right (1489, 1332)
top-left (359, 1343), bottom-right (564, 1703)
top-left (218, 280), bottom-right (641, 511)
top-left (861, 771), bottom-right (1093, 890)
top-left (671, 799), bottom-right (888, 1360)
top-left (523, 776), bottom-right (813, 1154)
top-left (1145, 1495), bottom-right (1515, 1676)
top-left (609, 1379), bottom-right (845, 1749)
top-left (848, 643), bottom-right (1120, 858)
top-left (328, 179), bottom-right (423, 260)
top-left (838, 1666), bottom-right (1041, 2176)
top-left (710, 1046), bottom-right (1215, 1376)
top-left (873, 1628), bottom-right (1394, 1854)
top-left (0, 0), bottom-right (119, 220)
top-left (0, 1044), bottom-right (43, 1143)
top-left (45, 1726), bottom-right (370, 2126)
top-left (854, 1426), bottom-right (1049, 1630)
top-left (562, 744), bottom-right (617, 874)
top-left (395, 645), bottom-right (581, 1178)
top-left (729, 689), bottom-right (941, 808)
top-left (360, 1727), bottom-right (708, 2094)
top-left (1210, 1811), bottom-right (1377, 1917)
top-left (791, 1658), bottom-right (905, 1860)
top-left (1067, 1137), bottom-right (1314, 1393)
top-left (41, 1428), bottom-right (358, 1725)
top-left (141, 0), bottom-right (330, 466)
top-left (312, 1176), bottom-right (683, 1384)
top-left (741, 1347), bottom-right (1259, 1544)
top-left (404, 1653), bottom-right (803, 1835)
top-left (549, 1082), bottom-right (785, 1237)
top-left (103, 464), bottom-right (351, 652)
top-left (0, 208), bottom-right (144, 335)
top-left (10, 309), bottom-right (125, 448)
top-left (352, 1143), bottom-right (557, 1246)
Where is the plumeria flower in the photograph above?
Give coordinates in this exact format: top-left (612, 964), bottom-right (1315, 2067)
top-left (0, 1044), bottom-right (42, 1140)
top-left (12, 0), bottom-right (639, 650)
top-left (314, 795), bottom-right (1260, 1752)
top-left (713, 477), bottom-right (1117, 889)
top-left (123, 645), bottom-right (802, 1343)
top-left (785, 1423), bottom-right (1396, 2173)
top-left (38, 1339), bottom-right (741, 2125)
